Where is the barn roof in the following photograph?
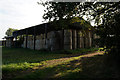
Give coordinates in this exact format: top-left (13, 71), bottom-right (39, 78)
top-left (13, 23), bottom-right (52, 37)
top-left (3, 36), bottom-right (14, 39)
top-left (13, 19), bottom-right (91, 37)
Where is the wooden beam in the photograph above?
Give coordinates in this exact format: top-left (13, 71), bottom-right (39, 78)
top-left (62, 29), bottom-right (64, 49)
top-left (45, 24), bottom-right (47, 48)
top-left (33, 27), bottom-right (36, 50)
top-left (76, 30), bottom-right (80, 49)
top-left (5, 40), bottom-right (6, 47)
top-left (72, 30), bottom-right (77, 49)
top-left (25, 30), bottom-right (28, 48)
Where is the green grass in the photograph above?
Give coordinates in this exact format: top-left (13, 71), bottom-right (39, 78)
top-left (2, 47), bottom-right (68, 73)
top-left (2, 47), bottom-right (98, 64)
top-left (2, 47), bottom-right (119, 79)
top-left (54, 47), bottom-right (99, 54)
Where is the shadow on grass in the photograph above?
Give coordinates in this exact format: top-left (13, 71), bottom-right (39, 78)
top-left (2, 47), bottom-right (67, 64)
top-left (2, 47), bottom-right (98, 64)
top-left (3, 47), bottom-right (111, 79)
top-left (11, 55), bottom-right (120, 80)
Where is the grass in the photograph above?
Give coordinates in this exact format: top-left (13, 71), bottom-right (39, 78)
top-left (2, 47), bottom-right (98, 64)
top-left (2, 47), bottom-right (119, 79)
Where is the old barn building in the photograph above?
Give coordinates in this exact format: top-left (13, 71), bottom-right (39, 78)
top-left (3, 18), bottom-right (99, 51)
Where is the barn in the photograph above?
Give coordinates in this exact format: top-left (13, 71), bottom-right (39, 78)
top-left (3, 18), bottom-right (99, 51)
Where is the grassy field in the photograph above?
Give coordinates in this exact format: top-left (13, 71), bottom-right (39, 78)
top-left (2, 47), bottom-right (120, 79)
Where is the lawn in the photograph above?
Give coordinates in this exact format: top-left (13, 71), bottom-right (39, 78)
top-left (2, 47), bottom-right (120, 79)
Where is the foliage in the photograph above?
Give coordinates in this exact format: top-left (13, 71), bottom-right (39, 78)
top-left (38, 2), bottom-right (81, 21)
top-left (85, 2), bottom-right (120, 60)
top-left (50, 19), bottom-right (70, 29)
top-left (39, 1), bottom-right (120, 60)
top-left (38, 2), bottom-right (93, 29)
top-left (70, 17), bottom-right (91, 28)
top-left (5, 28), bottom-right (18, 36)
top-left (49, 17), bottom-right (92, 30)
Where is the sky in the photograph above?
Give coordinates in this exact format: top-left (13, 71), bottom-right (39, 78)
top-left (0, 0), bottom-right (45, 40)
top-left (0, 0), bottom-right (96, 40)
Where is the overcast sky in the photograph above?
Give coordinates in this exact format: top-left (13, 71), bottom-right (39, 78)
top-left (0, 0), bottom-right (45, 40)
top-left (0, 0), bottom-right (97, 40)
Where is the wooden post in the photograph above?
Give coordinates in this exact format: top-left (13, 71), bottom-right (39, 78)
top-left (15, 36), bottom-right (17, 47)
top-left (25, 30), bottom-right (28, 48)
top-left (91, 32), bottom-right (94, 47)
top-left (83, 36), bottom-right (85, 48)
top-left (76, 30), bottom-right (80, 49)
top-left (89, 31), bottom-right (92, 47)
top-left (33, 27), bottom-right (36, 50)
top-left (80, 32), bottom-right (84, 48)
top-left (72, 30), bottom-right (77, 49)
top-left (45, 24), bottom-right (47, 49)
top-left (5, 40), bottom-right (6, 47)
top-left (64, 30), bottom-right (72, 50)
top-left (62, 29), bottom-right (64, 49)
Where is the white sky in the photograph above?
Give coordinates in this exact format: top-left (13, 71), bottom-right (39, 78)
top-left (0, 0), bottom-right (45, 40)
top-left (0, 0), bottom-right (95, 40)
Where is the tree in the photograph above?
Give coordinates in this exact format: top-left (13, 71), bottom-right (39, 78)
top-left (38, 2), bottom-right (81, 21)
top-left (93, 2), bottom-right (120, 60)
top-left (39, 1), bottom-right (120, 61)
top-left (38, 2), bottom-right (93, 29)
top-left (80, 2), bottom-right (120, 58)
top-left (5, 28), bottom-right (18, 36)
